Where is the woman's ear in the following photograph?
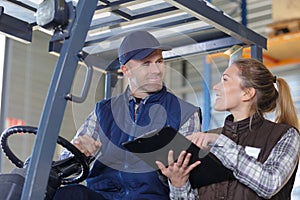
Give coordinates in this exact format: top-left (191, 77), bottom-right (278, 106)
top-left (242, 87), bottom-right (256, 101)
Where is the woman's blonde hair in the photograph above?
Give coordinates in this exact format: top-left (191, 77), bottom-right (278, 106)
top-left (233, 58), bottom-right (299, 130)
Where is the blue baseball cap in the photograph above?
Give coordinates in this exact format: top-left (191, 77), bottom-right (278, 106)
top-left (118, 30), bottom-right (171, 65)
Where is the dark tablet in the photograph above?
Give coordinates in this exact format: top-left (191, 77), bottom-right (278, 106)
top-left (122, 126), bottom-right (234, 188)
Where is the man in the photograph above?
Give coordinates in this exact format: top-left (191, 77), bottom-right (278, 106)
top-left (54, 30), bottom-right (202, 200)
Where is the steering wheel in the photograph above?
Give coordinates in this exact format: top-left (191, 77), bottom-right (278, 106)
top-left (0, 125), bottom-right (91, 185)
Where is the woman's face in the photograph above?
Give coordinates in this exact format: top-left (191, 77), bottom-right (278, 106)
top-left (213, 64), bottom-right (246, 113)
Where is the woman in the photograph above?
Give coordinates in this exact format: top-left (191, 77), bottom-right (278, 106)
top-left (156, 58), bottom-right (300, 199)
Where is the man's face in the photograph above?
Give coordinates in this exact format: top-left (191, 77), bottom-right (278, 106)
top-left (121, 49), bottom-right (165, 98)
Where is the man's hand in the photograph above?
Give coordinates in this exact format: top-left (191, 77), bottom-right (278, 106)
top-left (72, 135), bottom-right (101, 157)
top-left (156, 150), bottom-right (201, 188)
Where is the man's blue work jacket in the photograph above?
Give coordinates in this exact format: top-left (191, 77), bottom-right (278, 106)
top-left (86, 86), bottom-right (200, 200)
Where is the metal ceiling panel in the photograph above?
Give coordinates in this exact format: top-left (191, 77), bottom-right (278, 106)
top-left (0, 7), bottom-right (33, 42)
top-left (83, 0), bottom-right (267, 49)
top-left (0, 0), bottom-right (37, 23)
top-left (0, 0), bottom-right (268, 70)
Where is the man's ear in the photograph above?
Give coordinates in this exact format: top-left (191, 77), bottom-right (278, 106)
top-left (242, 87), bottom-right (256, 101)
top-left (121, 65), bottom-right (128, 75)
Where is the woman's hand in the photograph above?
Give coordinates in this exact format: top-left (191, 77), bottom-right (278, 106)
top-left (72, 135), bottom-right (102, 157)
top-left (156, 150), bottom-right (201, 188)
top-left (187, 132), bottom-right (220, 150)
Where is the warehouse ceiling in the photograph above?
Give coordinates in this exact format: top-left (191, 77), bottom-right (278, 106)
top-left (0, 0), bottom-right (270, 70)
top-left (0, 0), bottom-right (273, 35)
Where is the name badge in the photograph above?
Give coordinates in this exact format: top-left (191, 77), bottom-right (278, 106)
top-left (245, 146), bottom-right (261, 159)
